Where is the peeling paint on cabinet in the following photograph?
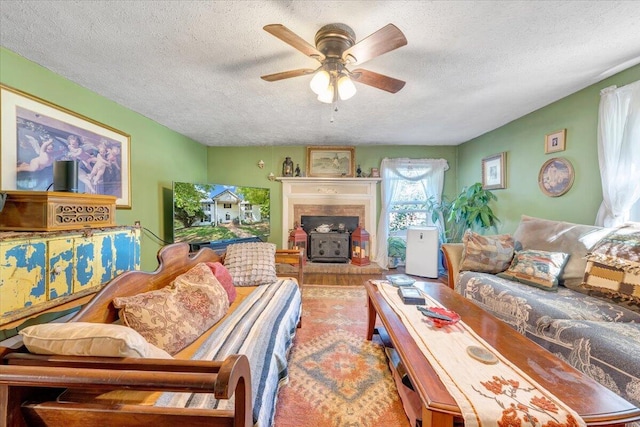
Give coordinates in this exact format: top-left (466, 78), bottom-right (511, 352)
top-left (0, 226), bottom-right (140, 325)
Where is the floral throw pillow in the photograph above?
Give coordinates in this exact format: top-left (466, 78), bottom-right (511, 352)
top-left (498, 249), bottom-right (569, 291)
top-left (459, 231), bottom-right (515, 274)
top-left (224, 242), bottom-right (278, 286)
top-left (114, 263), bottom-right (229, 355)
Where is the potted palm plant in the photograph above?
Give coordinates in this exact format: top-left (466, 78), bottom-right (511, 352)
top-left (427, 182), bottom-right (500, 243)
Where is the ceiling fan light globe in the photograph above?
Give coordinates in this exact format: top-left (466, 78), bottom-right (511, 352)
top-left (317, 87), bottom-right (334, 103)
top-left (310, 70), bottom-right (330, 95)
top-left (338, 75), bottom-right (357, 100)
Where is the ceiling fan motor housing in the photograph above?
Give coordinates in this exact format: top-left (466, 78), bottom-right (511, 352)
top-left (315, 23), bottom-right (355, 59)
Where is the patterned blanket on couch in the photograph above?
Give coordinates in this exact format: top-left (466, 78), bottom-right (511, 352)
top-left (457, 271), bottom-right (640, 407)
top-left (155, 279), bottom-right (302, 427)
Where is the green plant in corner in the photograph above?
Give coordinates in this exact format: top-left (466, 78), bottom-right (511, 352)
top-left (427, 182), bottom-right (500, 243)
top-left (387, 236), bottom-right (407, 268)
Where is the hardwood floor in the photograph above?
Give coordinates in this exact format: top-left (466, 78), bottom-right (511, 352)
top-left (303, 266), bottom-right (446, 286)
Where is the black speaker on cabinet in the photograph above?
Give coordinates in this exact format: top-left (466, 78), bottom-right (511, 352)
top-left (53, 160), bottom-right (79, 192)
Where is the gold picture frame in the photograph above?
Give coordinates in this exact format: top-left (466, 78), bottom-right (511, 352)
top-left (0, 84), bottom-right (131, 208)
top-left (306, 146), bottom-right (355, 177)
top-left (538, 157), bottom-right (574, 197)
top-left (545, 129), bottom-right (566, 154)
top-left (481, 152), bottom-right (506, 190)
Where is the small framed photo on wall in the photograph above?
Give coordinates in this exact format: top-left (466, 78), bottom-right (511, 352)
top-left (545, 129), bottom-right (566, 154)
top-left (481, 152), bottom-right (506, 190)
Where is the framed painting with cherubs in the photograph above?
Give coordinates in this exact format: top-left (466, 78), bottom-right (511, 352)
top-left (0, 85), bottom-right (131, 208)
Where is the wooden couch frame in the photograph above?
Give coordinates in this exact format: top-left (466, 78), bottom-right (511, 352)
top-left (0, 243), bottom-right (304, 427)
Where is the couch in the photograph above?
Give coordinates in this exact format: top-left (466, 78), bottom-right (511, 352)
top-left (442, 215), bottom-right (640, 408)
top-left (0, 242), bottom-right (304, 427)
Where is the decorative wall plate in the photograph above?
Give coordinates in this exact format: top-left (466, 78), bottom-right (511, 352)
top-left (538, 157), bottom-right (574, 197)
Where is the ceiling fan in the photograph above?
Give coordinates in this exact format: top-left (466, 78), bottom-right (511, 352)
top-left (261, 23), bottom-right (408, 104)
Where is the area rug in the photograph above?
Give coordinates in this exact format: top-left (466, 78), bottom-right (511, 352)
top-left (273, 285), bottom-right (410, 427)
top-left (276, 261), bottom-right (384, 275)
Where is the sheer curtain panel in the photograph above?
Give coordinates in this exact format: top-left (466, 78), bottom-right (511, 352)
top-left (595, 80), bottom-right (640, 227)
top-left (375, 158), bottom-right (449, 268)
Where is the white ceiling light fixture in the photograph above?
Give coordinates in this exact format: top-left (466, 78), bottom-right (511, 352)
top-left (310, 61), bottom-right (357, 104)
top-left (262, 23), bottom-right (407, 109)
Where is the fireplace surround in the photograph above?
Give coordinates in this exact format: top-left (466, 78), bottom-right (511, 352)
top-left (278, 177), bottom-right (380, 263)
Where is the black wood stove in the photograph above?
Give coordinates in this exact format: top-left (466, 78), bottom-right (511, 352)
top-left (301, 215), bottom-right (360, 263)
top-left (308, 231), bottom-right (350, 263)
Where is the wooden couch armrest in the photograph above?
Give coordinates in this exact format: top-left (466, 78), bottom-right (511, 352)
top-left (1, 353), bottom-right (252, 427)
top-left (275, 249), bottom-right (304, 285)
top-left (441, 243), bottom-right (464, 289)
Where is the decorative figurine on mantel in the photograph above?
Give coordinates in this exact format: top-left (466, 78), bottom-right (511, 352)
top-left (282, 157), bottom-right (294, 177)
top-left (295, 164), bottom-right (301, 177)
top-left (356, 164), bottom-right (362, 177)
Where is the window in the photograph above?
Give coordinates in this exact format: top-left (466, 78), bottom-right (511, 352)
top-left (596, 81), bottom-right (640, 226)
top-left (376, 158), bottom-right (449, 268)
top-left (223, 203), bottom-right (232, 209)
top-left (630, 199), bottom-right (640, 222)
top-left (389, 179), bottom-right (430, 234)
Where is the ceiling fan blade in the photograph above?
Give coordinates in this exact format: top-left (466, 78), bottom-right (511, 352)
top-left (350, 69), bottom-right (406, 93)
top-left (261, 68), bottom-right (316, 82)
top-left (263, 24), bottom-right (325, 62)
top-left (342, 24), bottom-right (407, 65)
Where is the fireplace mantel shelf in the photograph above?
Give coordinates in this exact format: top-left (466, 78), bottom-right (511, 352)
top-left (277, 177), bottom-right (381, 183)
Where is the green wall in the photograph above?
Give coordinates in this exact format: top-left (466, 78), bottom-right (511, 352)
top-left (206, 145), bottom-right (458, 246)
top-left (3, 44), bottom-right (638, 269)
top-left (458, 64), bottom-right (640, 234)
top-left (0, 48), bottom-right (208, 270)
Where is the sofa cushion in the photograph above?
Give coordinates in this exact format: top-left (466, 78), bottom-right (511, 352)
top-left (497, 249), bottom-right (569, 291)
top-left (512, 215), bottom-right (610, 288)
top-left (224, 242), bottom-right (278, 286)
top-left (114, 263), bottom-right (230, 354)
top-left (459, 231), bottom-right (514, 274)
top-left (456, 271), bottom-right (640, 335)
top-left (206, 261), bottom-right (237, 303)
top-left (20, 322), bottom-right (172, 359)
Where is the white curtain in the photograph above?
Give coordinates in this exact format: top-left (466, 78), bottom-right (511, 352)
top-left (595, 80), bottom-right (640, 227)
top-left (375, 158), bottom-right (449, 268)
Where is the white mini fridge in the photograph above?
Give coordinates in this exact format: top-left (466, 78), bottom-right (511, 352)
top-left (405, 226), bottom-right (439, 278)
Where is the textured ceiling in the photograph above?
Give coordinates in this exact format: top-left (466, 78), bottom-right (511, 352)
top-left (1, 1), bottom-right (640, 147)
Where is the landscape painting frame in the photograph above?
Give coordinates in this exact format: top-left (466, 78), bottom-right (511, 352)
top-left (306, 146), bottom-right (355, 178)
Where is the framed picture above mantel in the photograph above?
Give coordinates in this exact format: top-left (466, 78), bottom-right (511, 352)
top-left (0, 85), bottom-right (131, 208)
top-left (306, 146), bottom-right (355, 178)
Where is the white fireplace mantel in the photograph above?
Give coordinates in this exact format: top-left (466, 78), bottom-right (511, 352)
top-left (278, 177), bottom-right (381, 260)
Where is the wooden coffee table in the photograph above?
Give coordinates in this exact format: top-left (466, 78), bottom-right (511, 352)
top-left (365, 280), bottom-right (640, 427)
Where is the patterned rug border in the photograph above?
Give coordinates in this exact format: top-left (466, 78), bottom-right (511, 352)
top-left (302, 284), bottom-right (366, 299)
top-left (277, 262), bottom-right (384, 275)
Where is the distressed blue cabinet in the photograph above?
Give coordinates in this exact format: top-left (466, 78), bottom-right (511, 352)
top-left (0, 226), bottom-right (140, 325)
